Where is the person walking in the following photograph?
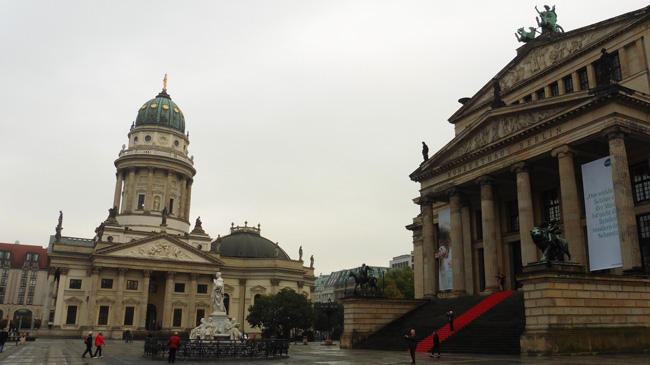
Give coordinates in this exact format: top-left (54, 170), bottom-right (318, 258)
top-left (82, 331), bottom-right (93, 358)
top-left (404, 329), bottom-right (418, 364)
top-left (429, 330), bottom-right (441, 358)
top-left (93, 331), bottom-right (105, 358)
top-left (447, 311), bottom-right (454, 331)
top-left (0, 327), bottom-right (8, 353)
top-left (167, 331), bottom-right (181, 363)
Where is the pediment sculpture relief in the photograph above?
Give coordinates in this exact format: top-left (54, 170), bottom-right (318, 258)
top-left (128, 242), bottom-right (193, 260)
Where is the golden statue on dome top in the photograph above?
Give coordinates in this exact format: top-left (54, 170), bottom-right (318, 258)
top-left (163, 74), bottom-right (168, 92)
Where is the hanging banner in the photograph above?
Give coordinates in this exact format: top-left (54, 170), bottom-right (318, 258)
top-left (581, 156), bottom-right (622, 271)
top-left (438, 208), bottom-right (452, 290)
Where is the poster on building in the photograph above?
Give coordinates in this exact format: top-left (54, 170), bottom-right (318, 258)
top-left (581, 156), bottom-right (622, 271)
top-left (438, 208), bottom-right (452, 290)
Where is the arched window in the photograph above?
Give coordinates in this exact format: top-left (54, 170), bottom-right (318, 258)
top-left (254, 294), bottom-right (261, 305)
top-left (13, 309), bottom-right (32, 320)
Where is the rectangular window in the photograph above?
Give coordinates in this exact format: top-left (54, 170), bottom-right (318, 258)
top-left (196, 309), bottom-right (205, 327)
top-left (18, 297), bottom-right (24, 305)
top-left (149, 284), bottom-right (158, 293)
top-left (173, 308), bottom-right (182, 327)
top-left (126, 280), bottom-right (139, 290)
top-left (174, 283), bottom-right (185, 293)
top-left (19, 287), bottom-right (25, 296)
top-left (543, 189), bottom-right (561, 222)
top-left (20, 278), bottom-right (26, 287)
top-left (2, 269), bottom-right (7, 277)
top-left (28, 287), bottom-right (35, 295)
top-left (0, 296), bottom-right (4, 304)
top-left (98, 306), bottom-right (109, 325)
top-left (536, 88), bottom-right (545, 100)
top-left (550, 82), bottom-right (559, 97)
top-left (197, 284), bottom-right (208, 294)
top-left (508, 200), bottom-right (519, 232)
top-left (29, 279), bottom-right (36, 287)
top-left (26, 296), bottom-right (33, 305)
top-left (0, 287), bottom-right (4, 294)
top-left (169, 199), bottom-right (174, 214)
top-left (475, 210), bottom-right (483, 240)
top-left (69, 279), bottom-right (82, 289)
top-left (30, 271), bottom-right (37, 279)
top-left (612, 52), bottom-right (622, 81)
top-left (32, 261), bottom-right (39, 269)
top-left (0, 278), bottom-right (6, 286)
top-left (33, 253), bottom-right (39, 260)
top-left (101, 279), bottom-right (114, 289)
top-left (578, 67), bottom-right (589, 90)
top-left (21, 270), bottom-right (28, 278)
top-left (66, 306), bottom-right (77, 325)
top-left (630, 161), bottom-right (650, 203)
top-left (124, 306), bottom-right (135, 326)
top-left (137, 194), bottom-right (145, 210)
top-left (523, 94), bottom-right (532, 103)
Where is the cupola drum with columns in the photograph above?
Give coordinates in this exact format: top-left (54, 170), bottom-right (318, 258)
top-left (111, 75), bottom-right (196, 235)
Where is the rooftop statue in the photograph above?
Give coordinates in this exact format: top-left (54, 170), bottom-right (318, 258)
top-left (515, 27), bottom-right (536, 43)
top-left (536, 5), bottom-right (563, 34)
top-left (530, 221), bottom-right (572, 263)
top-left (421, 142), bottom-right (429, 162)
top-left (348, 263), bottom-right (378, 293)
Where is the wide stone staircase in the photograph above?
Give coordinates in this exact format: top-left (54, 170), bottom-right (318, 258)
top-left (355, 291), bottom-right (525, 354)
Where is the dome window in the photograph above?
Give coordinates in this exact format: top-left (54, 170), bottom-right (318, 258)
top-left (150, 104), bottom-right (157, 108)
top-left (145, 135), bottom-right (152, 142)
top-left (163, 105), bottom-right (169, 110)
top-left (174, 140), bottom-right (179, 147)
top-left (134, 136), bottom-right (138, 143)
top-left (141, 105), bottom-right (147, 110)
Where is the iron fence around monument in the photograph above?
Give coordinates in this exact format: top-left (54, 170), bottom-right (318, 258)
top-left (144, 338), bottom-right (289, 360)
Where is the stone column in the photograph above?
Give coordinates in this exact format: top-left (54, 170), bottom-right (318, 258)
top-left (184, 180), bottom-right (193, 220)
top-left (448, 188), bottom-right (466, 295)
top-left (137, 270), bottom-right (151, 330)
top-left (420, 197), bottom-right (436, 298)
top-left (605, 128), bottom-right (643, 271)
top-left (164, 171), bottom-right (173, 214)
top-left (113, 170), bottom-right (123, 214)
top-left (477, 176), bottom-right (499, 292)
top-left (85, 266), bottom-right (101, 327)
top-left (461, 205), bottom-right (474, 295)
top-left (179, 178), bottom-right (187, 220)
top-left (145, 167), bottom-right (154, 212)
top-left (113, 268), bottom-right (128, 329)
top-left (163, 271), bottom-right (176, 329)
top-left (551, 146), bottom-right (587, 265)
top-left (512, 162), bottom-right (538, 266)
top-left (52, 268), bottom-right (69, 328)
top-left (124, 168), bottom-right (136, 213)
top-left (270, 278), bottom-right (280, 295)
top-left (42, 268), bottom-right (57, 326)
top-left (238, 279), bottom-right (247, 327)
top-left (187, 273), bottom-right (199, 328)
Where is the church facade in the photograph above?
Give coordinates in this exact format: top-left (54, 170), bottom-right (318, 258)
top-left (409, 6), bottom-right (650, 352)
top-left (44, 83), bottom-right (315, 338)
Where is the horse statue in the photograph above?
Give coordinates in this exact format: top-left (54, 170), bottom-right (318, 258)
top-left (530, 221), bottom-right (572, 263)
top-left (515, 27), bottom-right (537, 43)
top-left (348, 264), bottom-right (379, 293)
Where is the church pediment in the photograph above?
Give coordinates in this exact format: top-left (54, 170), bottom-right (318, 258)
top-left (250, 285), bottom-right (267, 293)
top-left (94, 234), bottom-right (221, 265)
top-left (451, 8), bottom-right (648, 121)
top-left (64, 296), bottom-right (84, 304)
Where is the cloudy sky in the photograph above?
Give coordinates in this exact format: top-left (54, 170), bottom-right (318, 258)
top-left (2, 1), bottom-right (648, 276)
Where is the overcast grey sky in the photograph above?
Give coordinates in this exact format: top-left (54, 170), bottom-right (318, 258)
top-left (1, 1), bottom-right (648, 276)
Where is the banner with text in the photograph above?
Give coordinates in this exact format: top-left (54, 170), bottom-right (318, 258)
top-left (581, 156), bottom-right (622, 271)
top-left (438, 208), bottom-right (452, 290)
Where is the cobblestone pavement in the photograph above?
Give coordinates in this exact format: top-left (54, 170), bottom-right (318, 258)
top-left (0, 339), bottom-right (649, 364)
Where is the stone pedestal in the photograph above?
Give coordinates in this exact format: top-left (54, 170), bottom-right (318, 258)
top-left (518, 264), bottom-right (650, 354)
top-left (209, 311), bottom-right (229, 338)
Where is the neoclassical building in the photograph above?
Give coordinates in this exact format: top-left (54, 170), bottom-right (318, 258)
top-left (45, 82), bottom-right (315, 338)
top-left (408, 6), bottom-right (650, 298)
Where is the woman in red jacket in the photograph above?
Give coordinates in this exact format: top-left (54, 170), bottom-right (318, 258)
top-left (93, 331), bottom-right (105, 358)
top-left (167, 332), bottom-right (181, 363)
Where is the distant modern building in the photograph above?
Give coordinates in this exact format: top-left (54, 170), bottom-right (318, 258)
top-left (313, 274), bottom-right (331, 303)
top-left (0, 242), bottom-right (49, 326)
top-left (45, 82), bottom-right (315, 338)
top-left (389, 253), bottom-right (413, 270)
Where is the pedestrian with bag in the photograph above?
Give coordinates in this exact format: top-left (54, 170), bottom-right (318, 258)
top-left (82, 331), bottom-right (93, 358)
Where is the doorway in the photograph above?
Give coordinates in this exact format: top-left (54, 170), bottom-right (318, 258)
top-left (145, 304), bottom-right (157, 330)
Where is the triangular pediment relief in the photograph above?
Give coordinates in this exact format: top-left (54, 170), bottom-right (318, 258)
top-left (195, 300), bottom-right (210, 307)
top-left (123, 297), bottom-right (140, 305)
top-left (94, 234), bottom-right (221, 265)
top-left (172, 299), bottom-right (187, 306)
top-left (224, 284), bottom-right (235, 293)
top-left (64, 296), bottom-right (84, 304)
top-left (97, 296), bottom-right (115, 304)
top-left (250, 285), bottom-right (267, 293)
top-left (452, 9), bottom-right (648, 121)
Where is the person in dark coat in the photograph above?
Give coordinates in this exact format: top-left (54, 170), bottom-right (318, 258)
top-left (447, 311), bottom-right (454, 331)
top-left (0, 327), bottom-right (8, 353)
top-left (429, 330), bottom-right (441, 358)
top-left (167, 331), bottom-right (181, 363)
top-left (404, 329), bottom-right (418, 363)
top-left (82, 331), bottom-right (93, 358)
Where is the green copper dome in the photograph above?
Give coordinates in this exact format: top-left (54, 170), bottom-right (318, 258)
top-left (135, 90), bottom-right (185, 133)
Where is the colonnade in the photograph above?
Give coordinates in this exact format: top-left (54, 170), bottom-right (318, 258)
top-left (416, 126), bottom-right (643, 296)
top-left (112, 167), bottom-right (193, 219)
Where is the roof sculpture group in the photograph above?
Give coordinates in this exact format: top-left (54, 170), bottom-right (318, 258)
top-left (516, 5), bottom-right (564, 43)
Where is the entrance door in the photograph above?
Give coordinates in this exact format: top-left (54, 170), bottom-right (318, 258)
top-left (145, 304), bottom-right (157, 330)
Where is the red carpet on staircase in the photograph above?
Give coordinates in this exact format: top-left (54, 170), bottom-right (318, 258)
top-left (415, 291), bottom-right (515, 353)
